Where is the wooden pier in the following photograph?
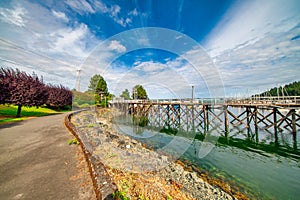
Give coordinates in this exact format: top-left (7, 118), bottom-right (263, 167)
top-left (111, 97), bottom-right (300, 135)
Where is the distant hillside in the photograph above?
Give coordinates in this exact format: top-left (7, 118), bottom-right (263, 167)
top-left (259, 81), bottom-right (300, 96)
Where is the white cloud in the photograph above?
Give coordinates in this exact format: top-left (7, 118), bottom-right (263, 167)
top-left (107, 7), bottom-right (132, 27)
top-left (66, 0), bottom-right (131, 27)
top-left (0, 1), bottom-right (102, 90)
top-left (93, 0), bottom-right (109, 13)
top-left (134, 61), bottom-right (165, 72)
top-left (110, 5), bottom-right (120, 17)
top-left (130, 8), bottom-right (138, 16)
top-left (51, 10), bottom-right (69, 22)
top-left (65, 0), bottom-right (95, 14)
top-left (108, 63), bottom-right (192, 99)
top-left (204, 0), bottom-right (300, 56)
top-left (92, 0), bottom-right (135, 27)
top-left (0, 6), bottom-right (26, 27)
top-left (96, 54), bottom-right (218, 99)
top-left (51, 23), bottom-right (89, 56)
top-left (211, 22), bottom-right (300, 96)
top-left (108, 40), bottom-right (126, 53)
top-left (129, 8), bottom-right (138, 16)
top-left (203, 0), bottom-right (300, 96)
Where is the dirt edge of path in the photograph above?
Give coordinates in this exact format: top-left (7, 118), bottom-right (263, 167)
top-left (64, 111), bottom-right (117, 200)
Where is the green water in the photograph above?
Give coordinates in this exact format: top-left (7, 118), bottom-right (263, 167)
top-left (113, 113), bottom-right (300, 200)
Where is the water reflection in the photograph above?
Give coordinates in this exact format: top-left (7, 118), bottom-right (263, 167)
top-left (112, 109), bottom-right (300, 200)
top-left (116, 112), bottom-right (299, 160)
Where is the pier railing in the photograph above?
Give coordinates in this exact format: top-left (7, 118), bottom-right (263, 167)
top-left (110, 97), bottom-right (300, 134)
top-left (111, 96), bottom-right (300, 107)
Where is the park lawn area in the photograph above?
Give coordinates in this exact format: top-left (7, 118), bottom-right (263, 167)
top-left (0, 105), bottom-right (60, 125)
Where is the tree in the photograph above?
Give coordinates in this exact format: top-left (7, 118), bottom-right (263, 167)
top-left (0, 67), bottom-right (14, 104)
top-left (0, 68), bottom-right (49, 117)
top-left (132, 85), bottom-right (148, 99)
top-left (46, 84), bottom-right (72, 109)
top-left (258, 81), bottom-right (300, 97)
top-left (88, 74), bottom-right (108, 95)
top-left (87, 74), bottom-right (110, 106)
top-left (120, 89), bottom-right (131, 100)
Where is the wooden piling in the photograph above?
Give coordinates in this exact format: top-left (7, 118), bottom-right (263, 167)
top-left (224, 105), bottom-right (229, 136)
top-left (292, 109), bottom-right (296, 134)
top-left (254, 106), bottom-right (258, 133)
top-left (113, 100), bottom-right (299, 137)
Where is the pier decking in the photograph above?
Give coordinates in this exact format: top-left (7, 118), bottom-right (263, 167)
top-left (111, 96), bottom-right (300, 134)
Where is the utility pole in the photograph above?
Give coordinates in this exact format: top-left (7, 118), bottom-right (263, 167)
top-left (191, 85), bottom-right (194, 102)
top-left (277, 84), bottom-right (279, 100)
top-left (282, 85), bottom-right (285, 100)
top-left (76, 69), bottom-right (81, 92)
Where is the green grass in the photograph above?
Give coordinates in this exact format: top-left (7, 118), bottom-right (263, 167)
top-left (0, 105), bottom-right (60, 125)
top-left (0, 117), bottom-right (27, 123)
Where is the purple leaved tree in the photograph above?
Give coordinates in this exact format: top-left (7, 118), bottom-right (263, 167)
top-left (46, 84), bottom-right (72, 109)
top-left (0, 67), bottom-right (48, 117)
top-left (0, 68), bottom-right (15, 104)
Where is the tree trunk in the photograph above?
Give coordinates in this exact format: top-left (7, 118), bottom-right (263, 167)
top-left (16, 105), bottom-right (22, 118)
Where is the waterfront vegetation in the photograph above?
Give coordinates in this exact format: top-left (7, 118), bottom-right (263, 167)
top-left (259, 80), bottom-right (300, 96)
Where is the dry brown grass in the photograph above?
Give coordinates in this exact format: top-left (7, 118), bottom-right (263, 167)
top-left (107, 167), bottom-right (195, 200)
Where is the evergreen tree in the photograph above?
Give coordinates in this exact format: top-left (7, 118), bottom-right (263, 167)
top-left (132, 85), bottom-right (148, 99)
top-left (120, 89), bottom-right (131, 100)
top-left (88, 74), bottom-right (108, 95)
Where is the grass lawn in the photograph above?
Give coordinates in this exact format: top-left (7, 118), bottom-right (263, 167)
top-left (0, 105), bottom-right (61, 125)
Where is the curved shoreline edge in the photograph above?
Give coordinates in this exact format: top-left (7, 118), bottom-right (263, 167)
top-left (64, 111), bottom-right (117, 200)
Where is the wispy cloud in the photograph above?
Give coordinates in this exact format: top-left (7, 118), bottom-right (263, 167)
top-left (204, 0), bottom-right (300, 56)
top-left (0, 0), bottom-right (101, 88)
top-left (108, 40), bottom-right (126, 53)
top-left (97, 2), bottom-right (134, 27)
top-left (50, 23), bottom-right (91, 57)
top-left (65, 0), bottom-right (95, 15)
top-left (0, 6), bottom-right (26, 27)
top-left (65, 0), bottom-right (136, 27)
top-left (204, 0), bottom-right (300, 96)
top-left (51, 10), bottom-right (69, 23)
top-left (129, 8), bottom-right (138, 16)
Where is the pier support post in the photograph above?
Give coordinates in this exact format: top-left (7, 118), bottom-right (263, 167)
top-left (246, 107), bottom-right (250, 128)
top-left (206, 105), bottom-right (209, 131)
top-left (224, 105), bottom-right (229, 137)
top-left (203, 105), bottom-right (207, 133)
top-left (292, 109), bottom-right (296, 135)
top-left (273, 107), bottom-right (278, 144)
top-left (192, 104), bottom-right (195, 132)
top-left (254, 106), bottom-right (258, 134)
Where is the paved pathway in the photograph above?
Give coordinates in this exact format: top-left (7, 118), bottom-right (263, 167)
top-left (0, 113), bottom-right (95, 200)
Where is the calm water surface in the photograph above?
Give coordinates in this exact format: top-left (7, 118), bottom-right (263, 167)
top-left (112, 107), bottom-right (300, 200)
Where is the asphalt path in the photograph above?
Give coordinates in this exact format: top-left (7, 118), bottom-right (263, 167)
top-left (0, 113), bottom-right (92, 200)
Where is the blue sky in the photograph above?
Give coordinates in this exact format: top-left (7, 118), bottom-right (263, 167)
top-left (0, 0), bottom-right (300, 98)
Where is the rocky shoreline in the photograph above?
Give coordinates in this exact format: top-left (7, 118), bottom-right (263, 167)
top-left (70, 108), bottom-right (245, 200)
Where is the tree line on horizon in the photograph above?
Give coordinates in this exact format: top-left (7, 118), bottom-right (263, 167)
top-left (86, 74), bottom-right (148, 101)
top-left (0, 67), bottom-right (72, 117)
top-left (258, 81), bottom-right (300, 97)
top-left (120, 85), bottom-right (148, 100)
top-left (73, 74), bottom-right (148, 107)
